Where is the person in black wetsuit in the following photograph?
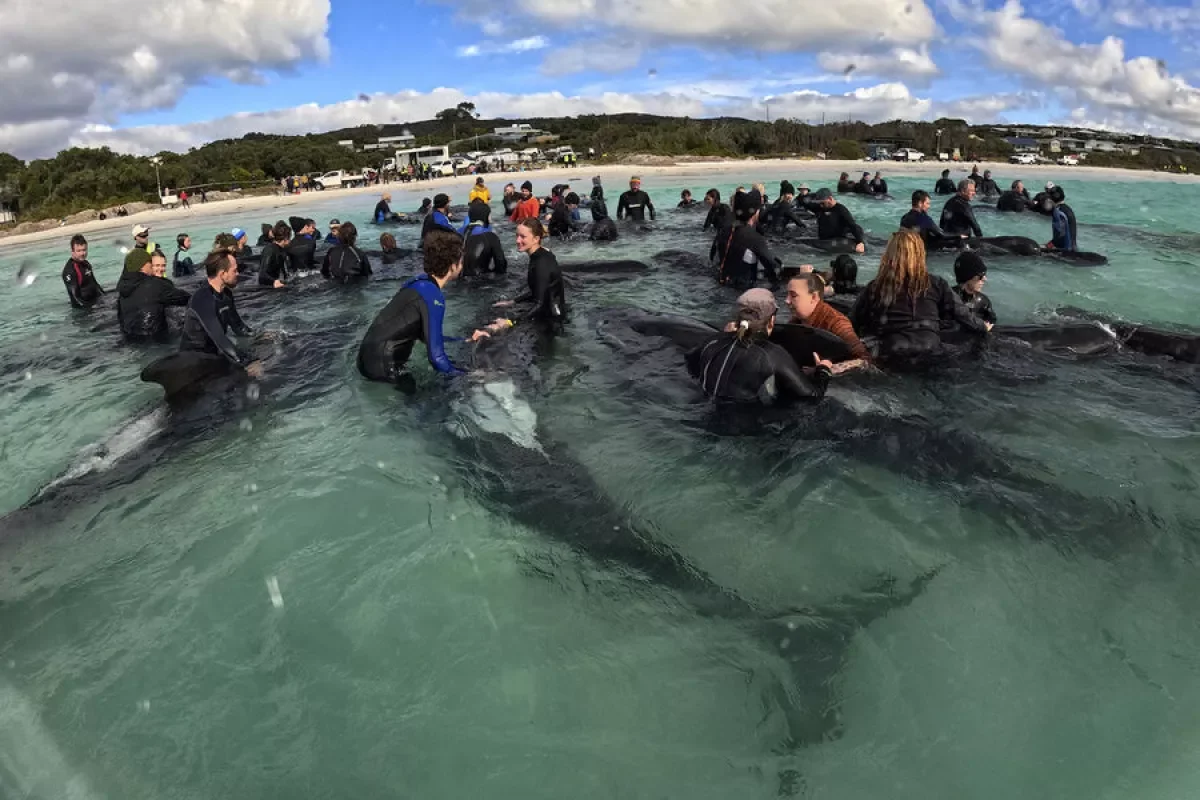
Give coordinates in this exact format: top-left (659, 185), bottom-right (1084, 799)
top-left (173, 234), bottom-right (196, 278)
top-left (502, 183), bottom-right (520, 218)
top-left (850, 230), bottom-right (991, 361)
top-left (117, 250), bottom-right (190, 341)
top-left (1031, 182), bottom-right (1055, 215)
top-left (549, 192), bottom-right (581, 238)
top-left (996, 180), bottom-right (1033, 212)
top-left (686, 288), bottom-right (833, 404)
top-left (968, 165), bottom-right (982, 186)
top-left (494, 218), bottom-right (566, 325)
top-left (461, 201), bottom-right (509, 275)
top-left (374, 193), bottom-right (394, 224)
top-left (854, 172), bottom-right (872, 194)
top-left (62, 234), bottom-right (105, 309)
top-left (256, 224), bottom-right (273, 247)
top-left (837, 172), bottom-right (855, 193)
top-left (257, 221), bottom-right (291, 288)
top-left (870, 171), bottom-right (889, 195)
top-left (901, 190), bottom-right (964, 250)
top-left (180, 249), bottom-right (260, 375)
top-left (939, 179), bottom-right (983, 238)
top-left (977, 169), bottom-right (1000, 197)
top-left (702, 188), bottom-right (733, 232)
top-left (287, 218), bottom-right (318, 274)
top-left (588, 192), bottom-right (619, 242)
top-left (759, 181), bottom-right (807, 235)
top-left (358, 230), bottom-right (500, 383)
top-left (952, 251), bottom-right (996, 324)
top-left (795, 185), bottom-right (822, 215)
top-left (678, 189), bottom-right (699, 208)
top-left (417, 197), bottom-right (433, 216)
top-left (934, 169), bottom-right (956, 195)
top-left (321, 222), bottom-right (373, 283)
top-left (712, 190), bottom-right (782, 290)
top-left (812, 189), bottom-right (866, 253)
top-left (617, 176), bottom-right (655, 221)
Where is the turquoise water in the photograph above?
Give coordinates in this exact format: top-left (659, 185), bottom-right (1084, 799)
top-left (1, 167), bottom-right (1199, 799)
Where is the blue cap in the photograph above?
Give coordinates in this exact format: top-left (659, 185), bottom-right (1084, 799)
top-left (231, 228), bottom-right (246, 240)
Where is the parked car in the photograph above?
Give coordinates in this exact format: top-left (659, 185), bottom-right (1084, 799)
top-left (892, 148), bottom-right (925, 162)
top-left (429, 160), bottom-right (457, 177)
top-left (314, 170), bottom-right (368, 190)
top-left (1057, 154), bottom-right (1079, 166)
top-left (1010, 152), bottom-right (1038, 165)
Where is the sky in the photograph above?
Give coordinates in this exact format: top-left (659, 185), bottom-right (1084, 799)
top-left (2, 0), bottom-right (1200, 158)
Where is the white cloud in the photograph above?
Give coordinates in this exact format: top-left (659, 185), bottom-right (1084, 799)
top-left (454, 0), bottom-right (936, 51)
top-left (0, 0), bottom-right (329, 145)
top-left (540, 41), bottom-right (644, 76)
top-left (766, 83), bottom-right (933, 122)
top-left (956, 0), bottom-right (1200, 137)
top-left (456, 36), bottom-right (549, 57)
top-left (817, 46), bottom-right (939, 82)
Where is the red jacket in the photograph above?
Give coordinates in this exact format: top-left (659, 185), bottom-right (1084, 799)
top-left (510, 197), bottom-right (541, 222)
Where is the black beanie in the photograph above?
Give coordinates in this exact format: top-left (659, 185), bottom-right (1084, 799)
top-left (954, 251), bottom-right (987, 285)
top-left (780, 180), bottom-right (795, 196)
top-left (565, 192), bottom-right (580, 205)
top-left (830, 254), bottom-right (858, 285)
top-left (521, 180), bottom-right (533, 191)
top-left (734, 189), bottom-right (763, 221)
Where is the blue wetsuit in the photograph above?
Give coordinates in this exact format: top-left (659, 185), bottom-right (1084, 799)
top-left (1051, 205), bottom-right (1075, 251)
top-left (421, 210), bottom-right (456, 241)
top-left (374, 200), bottom-right (392, 224)
top-left (324, 232), bottom-right (339, 245)
top-left (356, 273), bottom-right (464, 381)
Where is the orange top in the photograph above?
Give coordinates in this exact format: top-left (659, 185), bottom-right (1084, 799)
top-left (510, 197), bottom-right (541, 222)
top-left (799, 301), bottom-right (870, 360)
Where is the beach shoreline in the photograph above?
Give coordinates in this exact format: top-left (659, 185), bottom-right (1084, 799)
top-left (1, 157), bottom-right (1194, 250)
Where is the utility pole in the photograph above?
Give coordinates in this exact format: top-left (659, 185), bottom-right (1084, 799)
top-left (150, 156), bottom-right (162, 197)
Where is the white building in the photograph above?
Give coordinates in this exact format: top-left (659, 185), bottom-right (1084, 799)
top-left (493, 123), bottom-right (546, 142)
top-left (379, 134), bottom-right (416, 146)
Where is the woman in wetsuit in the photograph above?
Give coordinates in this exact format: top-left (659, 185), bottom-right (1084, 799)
top-left (495, 218), bottom-right (566, 325)
top-left (702, 188), bottom-right (733, 232)
top-left (850, 229), bottom-right (991, 361)
top-left (357, 230), bottom-right (498, 382)
top-left (687, 288), bottom-right (833, 404)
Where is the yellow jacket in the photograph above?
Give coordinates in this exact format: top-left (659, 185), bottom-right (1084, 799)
top-left (468, 186), bottom-right (491, 204)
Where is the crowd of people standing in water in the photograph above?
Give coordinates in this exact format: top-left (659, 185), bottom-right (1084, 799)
top-left (56, 165), bottom-right (1131, 409)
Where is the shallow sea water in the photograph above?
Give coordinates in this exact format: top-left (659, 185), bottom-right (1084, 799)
top-left (1, 167), bottom-right (1198, 799)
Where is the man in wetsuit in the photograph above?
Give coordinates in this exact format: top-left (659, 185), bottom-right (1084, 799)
top-left (870, 171), bottom-right (889, 195)
top-left (180, 249), bottom-right (261, 376)
top-left (952, 252), bottom-right (996, 324)
top-left (374, 194), bottom-right (394, 224)
top-left (124, 224), bottom-right (154, 272)
top-left (617, 176), bottom-right (655, 221)
top-left (934, 169), bottom-right (956, 195)
top-left (759, 181), bottom-right (807, 234)
top-left (901, 190), bottom-right (963, 250)
top-left (1045, 186), bottom-right (1078, 252)
top-left (812, 189), bottom-right (866, 253)
top-left (325, 219), bottom-right (341, 245)
top-left (286, 219), bottom-right (318, 273)
top-left (939, 180), bottom-right (983, 238)
top-left (62, 234), bottom-right (105, 309)
top-left (117, 250), bottom-right (190, 341)
top-left (1032, 182), bottom-right (1056, 215)
top-left (854, 172), bottom-right (873, 194)
top-left (357, 229), bottom-right (497, 382)
top-left (461, 201), bottom-right (509, 275)
top-left (977, 170), bottom-right (1000, 197)
top-left (996, 180), bottom-right (1033, 212)
top-left (712, 190), bottom-right (782, 290)
top-left (421, 194), bottom-right (457, 242)
top-left (257, 221), bottom-right (291, 288)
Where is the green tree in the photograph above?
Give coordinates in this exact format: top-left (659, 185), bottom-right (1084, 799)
top-left (830, 139), bottom-right (865, 160)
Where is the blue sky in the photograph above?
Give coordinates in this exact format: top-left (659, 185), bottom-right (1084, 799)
top-left (2, 0), bottom-right (1199, 156)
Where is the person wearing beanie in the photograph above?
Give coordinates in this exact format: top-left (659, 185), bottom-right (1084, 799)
top-left (953, 251), bottom-right (996, 324)
top-left (686, 288), bottom-right (833, 404)
top-left (325, 219), bottom-right (342, 245)
top-left (1045, 185), bottom-right (1078, 252)
top-left (617, 176), bottom-right (656, 221)
top-left (711, 189), bottom-right (782, 290)
top-left (678, 189), bottom-right (699, 208)
top-left (461, 200), bottom-right (508, 276)
top-left (421, 194), bottom-right (457, 242)
top-left (549, 192), bottom-right (581, 239)
top-left (935, 169), bottom-right (956, 195)
top-left (759, 182), bottom-right (807, 235)
top-left (469, 176), bottom-right (490, 205)
top-left (510, 180), bottom-right (540, 222)
top-left (854, 171), bottom-right (872, 194)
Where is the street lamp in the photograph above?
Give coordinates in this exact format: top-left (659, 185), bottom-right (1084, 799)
top-left (149, 156), bottom-right (162, 197)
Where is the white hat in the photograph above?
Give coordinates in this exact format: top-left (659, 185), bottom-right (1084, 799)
top-left (1045, 181), bottom-right (1056, 190)
top-left (132, 223), bottom-right (151, 237)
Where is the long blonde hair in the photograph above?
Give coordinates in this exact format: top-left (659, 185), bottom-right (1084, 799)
top-left (870, 230), bottom-right (930, 309)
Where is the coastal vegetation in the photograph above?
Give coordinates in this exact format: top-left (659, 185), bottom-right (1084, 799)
top-left (2, 112), bottom-right (1198, 223)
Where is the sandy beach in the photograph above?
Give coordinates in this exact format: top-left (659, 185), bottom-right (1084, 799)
top-left (1, 157), bottom-right (1194, 250)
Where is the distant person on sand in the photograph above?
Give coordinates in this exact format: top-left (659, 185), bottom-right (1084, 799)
top-left (179, 189), bottom-right (190, 209)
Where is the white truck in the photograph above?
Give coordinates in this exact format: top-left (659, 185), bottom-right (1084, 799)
top-left (314, 170), bottom-right (368, 190)
top-left (428, 159), bottom-right (457, 177)
top-left (1010, 152), bottom-right (1038, 165)
top-left (892, 147), bottom-right (925, 162)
